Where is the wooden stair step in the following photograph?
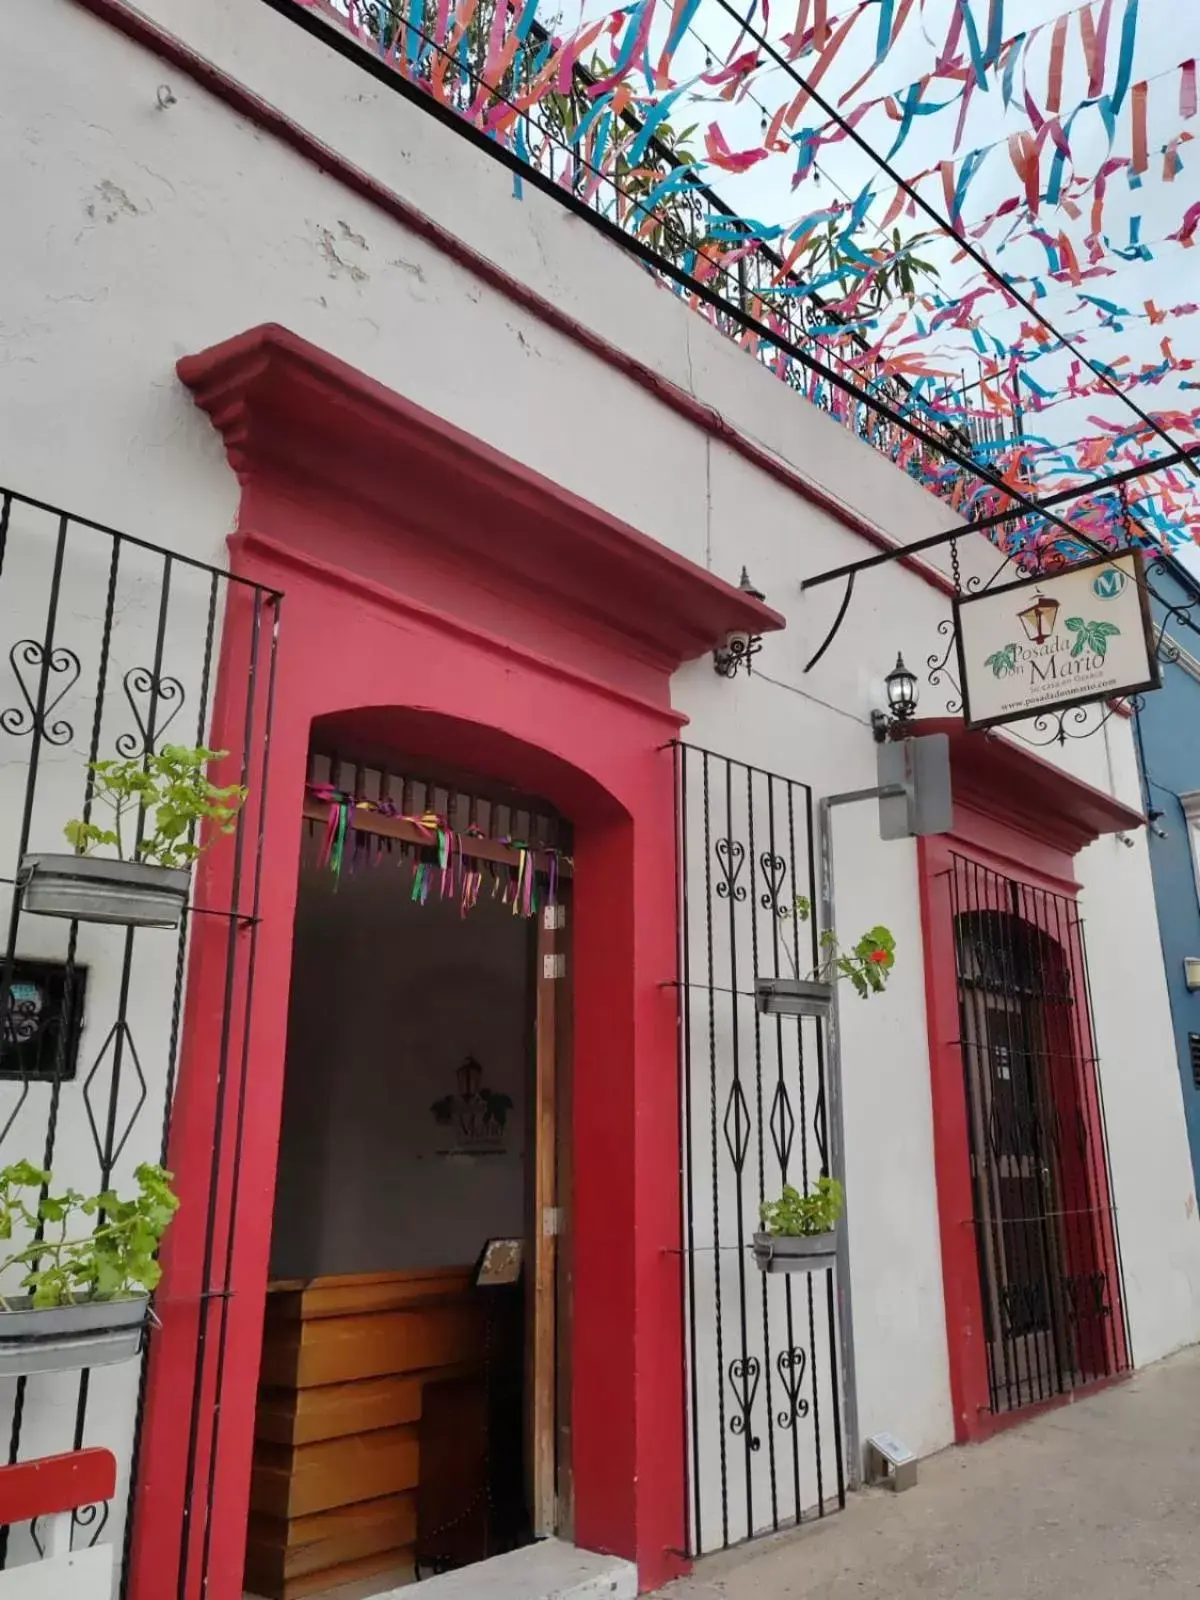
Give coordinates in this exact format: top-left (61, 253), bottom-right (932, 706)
top-left (246, 1491), bottom-right (417, 1586)
top-left (261, 1305), bottom-right (484, 1390)
top-left (245, 1544), bottom-right (414, 1600)
top-left (265, 1268), bottom-right (474, 1324)
top-left (250, 1426), bottom-right (419, 1520)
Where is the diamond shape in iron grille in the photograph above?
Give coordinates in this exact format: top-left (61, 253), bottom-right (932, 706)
top-left (768, 1079), bottom-right (795, 1174)
top-left (83, 1018), bottom-right (148, 1173)
top-left (812, 1083), bottom-right (828, 1170)
top-left (723, 1079), bottom-right (752, 1173)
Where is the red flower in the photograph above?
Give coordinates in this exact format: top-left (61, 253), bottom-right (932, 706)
top-left (869, 948), bottom-right (890, 965)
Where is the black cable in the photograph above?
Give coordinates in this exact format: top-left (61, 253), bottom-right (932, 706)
top-left (707, 0), bottom-right (1200, 479)
top-left (260, 0), bottom-right (1149, 556)
top-left (259, 0), bottom-right (1200, 637)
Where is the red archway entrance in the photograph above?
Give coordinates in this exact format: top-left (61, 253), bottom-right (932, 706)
top-left (126, 325), bottom-right (782, 1599)
top-left (914, 720), bottom-right (1138, 1443)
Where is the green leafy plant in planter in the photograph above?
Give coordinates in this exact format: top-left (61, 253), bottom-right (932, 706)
top-left (22, 745), bottom-right (250, 928)
top-left (759, 1175), bottom-right (843, 1238)
top-left (777, 895), bottom-right (896, 996)
top-left (65, 745), bottom-right (247, 868)
top-left (0, 1161), bottom-right (179, 1309)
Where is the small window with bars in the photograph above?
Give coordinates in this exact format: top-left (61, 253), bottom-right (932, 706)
top-left (1190, 1033), bottom-right (1200, 1090)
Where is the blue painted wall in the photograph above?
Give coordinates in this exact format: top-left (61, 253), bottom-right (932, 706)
top-left (1134, 554), bottom-right (1200, 1194)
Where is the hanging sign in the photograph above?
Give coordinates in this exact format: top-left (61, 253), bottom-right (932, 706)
top-left (953, 550), bottom-right (1161, 731)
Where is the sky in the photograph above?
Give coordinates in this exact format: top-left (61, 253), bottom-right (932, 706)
top-left (551, 0), bottom-right (1200, 571)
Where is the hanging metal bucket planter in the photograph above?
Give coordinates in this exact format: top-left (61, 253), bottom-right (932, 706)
top-left (754, 976), bottom-right (834, 1018)
top-left (19, 854), bottom-right (190, 929)
top-left (0, 1294), bottom-right (150, 1377)
top-left (752, 1230), bottom-right (838, 1274)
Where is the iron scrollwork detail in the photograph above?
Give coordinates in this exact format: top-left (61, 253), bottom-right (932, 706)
top-left (758, 851), bottom-right (788, 914)
top-left (728, 1355), bottom-right (762, 1451)
top-left (0, 640), bottom-right (80, 746)
top-left (116, 666), bottom-right (186, 757)
top-left (1005, 701), bottom-right (1120, 749)
top-left (776, 1345), bottom-right (810, 1428)
top-left (71, 1501), bottom-right (110, 1548)
top-left (31, 1502), bottom-right (109, 1558)
top-left (926, 616), bottom-right (961, 715)
top-left (1065, 1271), bottom-right (1112, 1322)
top-left (714, 837), bottom-right (747, 902)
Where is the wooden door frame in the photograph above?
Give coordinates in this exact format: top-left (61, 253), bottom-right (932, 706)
top-left (529, 890), bottom-right (570, 1537)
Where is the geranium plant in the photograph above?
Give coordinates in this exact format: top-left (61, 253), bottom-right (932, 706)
top-left (777, 895), bottom-right (896, 997)
top-left (760, 1176), bottom-right (843, 1238)
top-left (0, 1161), bottom-right (179, 1309)
top-left (63, 746), bottom-right (247, 870)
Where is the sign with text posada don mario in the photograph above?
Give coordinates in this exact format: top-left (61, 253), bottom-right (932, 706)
top-left (954, 550), bottom-right (1161, 731)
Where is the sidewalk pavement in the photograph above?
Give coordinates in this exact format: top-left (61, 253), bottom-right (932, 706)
top-left (655, 1345), bottom-right (1200, 1600)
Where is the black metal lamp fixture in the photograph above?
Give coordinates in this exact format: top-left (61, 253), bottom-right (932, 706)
top-left (871, 652), bottom-right (919, 742)
top-left (713, 568), bottom-right (766, 678)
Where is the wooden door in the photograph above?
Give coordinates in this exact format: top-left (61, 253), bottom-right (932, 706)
top-left (526, 893), bottom-right (569, 1536)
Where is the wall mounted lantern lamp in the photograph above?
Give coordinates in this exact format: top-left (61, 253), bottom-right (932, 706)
top-left (713, 569), bottom-right (766, 678)
top-left (871, 653), bottom-right (919, 742)
top-left (1184, 957), bottom-right (1200, 992)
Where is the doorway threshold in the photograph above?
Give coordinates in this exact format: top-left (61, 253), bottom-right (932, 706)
top-left (381, 1541), bottom-right (636, 1598)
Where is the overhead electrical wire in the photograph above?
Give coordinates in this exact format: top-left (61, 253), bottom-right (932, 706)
top-left (260, 0), bottom-right (1200, 591)
top-left (706, 0), bottom-right (1200, 479)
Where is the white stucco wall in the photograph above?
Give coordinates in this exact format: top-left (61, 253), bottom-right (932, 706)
top-left (1, 0), bottom-right (1198, 1581)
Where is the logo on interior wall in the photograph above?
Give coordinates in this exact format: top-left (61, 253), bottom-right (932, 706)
top-left (430, 1056), bottom-right (513, 1157)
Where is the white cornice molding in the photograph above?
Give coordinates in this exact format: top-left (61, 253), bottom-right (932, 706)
top-left (1159, 632), bottom-right (1200, 686)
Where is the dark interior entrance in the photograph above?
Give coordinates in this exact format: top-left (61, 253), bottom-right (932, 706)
top-left (951, 855), bottom-right (1125, 1417)
top-left (242, 745), bottom-right (570, 1599)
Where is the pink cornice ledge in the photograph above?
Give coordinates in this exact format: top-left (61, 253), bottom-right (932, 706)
top-left (177, 324), bottom-right (786, 672)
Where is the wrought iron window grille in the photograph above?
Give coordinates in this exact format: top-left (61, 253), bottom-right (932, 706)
top-left (674, 742), bottom-right (846, 1557)
top-left (948, 856), bottom-right (1129, 1417)
top-left (0, 484), bottom-right (280, 1600)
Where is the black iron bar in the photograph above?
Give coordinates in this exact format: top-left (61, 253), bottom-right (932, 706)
top-left (176, 587), bottom-right (264, 1600)
top-left (953, 862), bottom-right (1005, 1409)
top-left (746, 769), bottom-right (780, 1534)
top-left (800, 445), bottom-right (1200, 593)
top-left (989, 875), bottom-right (1038, 1405)
top-left (0, 512), bottom-right (71, 1567)
top-left (801, 786), bottom-right (829, 1512)
top-left (197, 592), bottom-right (280, 1594)
top-left (723, 759), bottom-right (756, 1540)
top-left (677, 746), bottom-right (703, 1553)
top-left (980, 862), bottom-right (1021, 1411)
top-left (701, 751), bottom-right (729, 1551)
top-left (44, 538), bottom-right (120, 1474)
top-left (769, 776), bottom-right (803, 1520)
top-left (1039, 882), bottom-right (1080, 1396)
top-left (0, 487), bottom-right (279, 592)
top-left (1006, 880), bottom-right (1054, 1404)
top-left (73, 552), bottom-right (177, 1463)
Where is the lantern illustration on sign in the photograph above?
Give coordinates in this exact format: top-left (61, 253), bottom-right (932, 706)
top-left (1017, 591), bottom-right (1060, 645)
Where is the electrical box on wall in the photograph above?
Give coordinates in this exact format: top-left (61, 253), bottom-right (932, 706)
top-left (877, 734), bottom-right (953, 840)
top-left (865, 1431), bottom-right (918, 1492)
